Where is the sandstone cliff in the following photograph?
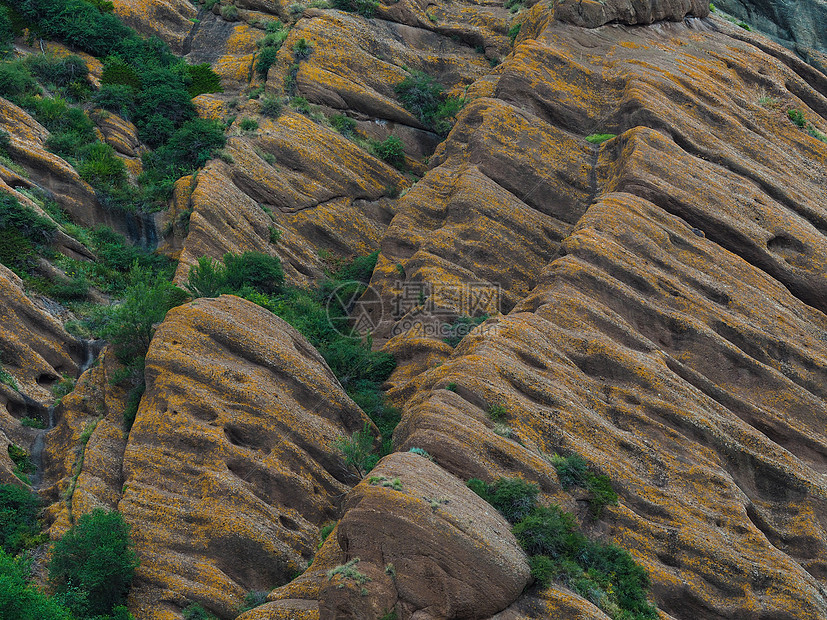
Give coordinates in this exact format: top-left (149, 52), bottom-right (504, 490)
top-left (0, 0), bottom-right (825, 618)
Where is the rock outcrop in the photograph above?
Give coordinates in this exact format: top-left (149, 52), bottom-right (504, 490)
top-left (243, 452), bottom-right (531, 620)
top-left (712, 0), bottom-right (827, 70)
top-left (117, 296), bottom-right (373, 619)
top-left (1, 0), bottom-right (826, 618)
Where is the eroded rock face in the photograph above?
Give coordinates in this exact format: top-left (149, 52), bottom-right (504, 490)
top-left (253, 452), bottom-right (530, 620)
top-left (41, 349), bottom-right (131, 537)
top-left (363, 9), bottom-right (827, 620)
top-left (118, 296), bottom-right (373, 619)
top-left (5, 0), bottom-right (827, 617)
top-left (167, 112), bottom-right (404, 288)
top-left (112, 0), bottom-right (197, 54)
top-left (0, 265), bottom-right (81, 409)
top-left (555, 0), bottom-right (709, 27)
top-left (711, 0), bottom-right (827, 69)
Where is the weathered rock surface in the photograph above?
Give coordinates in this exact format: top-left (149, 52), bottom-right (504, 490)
top-left (0, 264), bottom-right (81, 408)
top-left (3, 0), bottom-right (827, 618)
top-left (712, 0), bottom-right (827, 70)
top-left (360, 7), bottom-right (827, 620)
top-left (165, 110), bottom-right (405, 287)
top-left (118, 296), bottom-right (373, 619)
top-left (246, 452), bottom-right (530, 620)
top-left (41, 349), bottom-right (131, 537)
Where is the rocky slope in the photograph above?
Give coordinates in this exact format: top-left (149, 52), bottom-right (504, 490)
top-left (0, 0), bottom-right (826, 618)
top-left (712, 0), bottom-right (827, 71)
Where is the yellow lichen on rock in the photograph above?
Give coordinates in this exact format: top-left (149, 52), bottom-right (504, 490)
top-left (118, 296), bottom-right (373, 619)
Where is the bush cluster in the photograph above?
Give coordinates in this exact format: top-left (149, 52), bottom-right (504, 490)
top-left (371, 135), bottom-right (405, 169)
top-left (0, 194), bottom-right (57, 275)
top-left (551, 453), bottom-right (618, 518)
top-left (186, 251), bottom-right (284, 298)
top-left (0, 489), bottom-right (137, 620)
top-left (394, 70), bottom-right (465, 136)
top-left (255, 20), bottom-right (287, 79)
top-left (788, 108), bottom-right (827, 144)
top-left (468, 476), bottom-right (655, 620)
top-left (443, 314), bottom-right (488, 347)
top-left (332, 0), bottom-right (380, 18)
top-left (49, 509), bottom-right (139, 618)
top-left (0, 484), bottom-right (43, 555)
top-left (6, 0), bottom-right (225, 211)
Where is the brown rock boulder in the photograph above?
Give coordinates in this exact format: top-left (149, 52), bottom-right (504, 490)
top-left (119, 295), bottom-right (373, 619)
top-left (324, 452), bottom-right (530, 619)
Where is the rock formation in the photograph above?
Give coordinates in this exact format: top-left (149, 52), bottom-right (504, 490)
top-left (0, 0), bottom-right (826, 618)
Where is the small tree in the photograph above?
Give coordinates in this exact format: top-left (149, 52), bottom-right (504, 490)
top-left (49, 509), bottom-right (139, 618)
top-left (0, 549), bottom-right (72, 620)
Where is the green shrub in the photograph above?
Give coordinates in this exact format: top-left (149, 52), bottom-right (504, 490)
top-left (140, 117), bottom-right (225, 200)
top-left (788, 109), bottom-right (807, 128)
top-left (0, 484), bottom-right (42, 555)
top-left (20, 417), bottom-right (44, 429)
top-left (122, 381), bottom-right (145, 432)
top-left (333, 423), bottom-right (378, 476)
top-left (319, 521), bottom-right (336, 545)
top-left (0, 61), bottom-right (39, 100)
top-left (508, 23), bottom-right (521, 45)
top-left (182, 602), bottom-right (218, 620)
top-left (96, 268), bottom-right (188, 372)
top-left (100, 57), bottom-right (141, 90)
top-left (255, 46), bottom-right (278, 79)
top-left (327, 558), bottom-right (370, 584)
top-left (225, 251), bottom-right (284, 294)
top-left (19, 0), bottom-right (132, 57)
top-left (220, 3), bottom-right (239, 20)
top-left (77, 141), bottom-right (126, 187)
top-left (472, 475), bottom-right (653, 619)
top-left (186, 251), bottom-right (284, 298)
top-left (293, 38), bottom-right (313, 60)
top-left (0, 549), bottom-right (72, 619)
top-left (330, 113), bottom-right (356, 135)
top-left (394, 70), bottom-right (464, 136)
top-left (408, 447), bottom-right (433, 460)
top-left (332, 0), bottom-right (379, 17)
top-left (185, 256), bottom-right (226, 298)
top-left (27, 53), bottom-right (88, 88)
top-left (0, 194), bottom-right (57, 264)
top-left (27, 95), bottom-right (95, 141)
top-left (48, 508), bottom-right (139, 617)
top-left (0, 7), bottom-right (13, 55)
top-left (466, 477), bottom-right (538, 523)
top-left (512, 505), bottom-right (583, 557)
top-left (184, 63), bottom-right (223, 97)
top-left (585, 133), bottom-right (616, 145)
top-left (239, 117), bottom-right (259, 131)
top-left (260, 96), bottom-right (283, 118)
top-left (371, 136), bottom-right (405, 169)
top-left (238, 590), bottom-right (269, 612)
top-left (443, 314), bottom-right (488, 347)
top-left (529, 554), bottom-right (555, 586)
top-left (92, 84), bottom-right (135, 117)
top-left (551, 454), bottom-right (618, 518)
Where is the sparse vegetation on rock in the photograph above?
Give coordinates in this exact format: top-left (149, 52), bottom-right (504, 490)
top-left (470, 477), bottom-right (656, 620)
top-left (394, 69), bottom-right (465, 136)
